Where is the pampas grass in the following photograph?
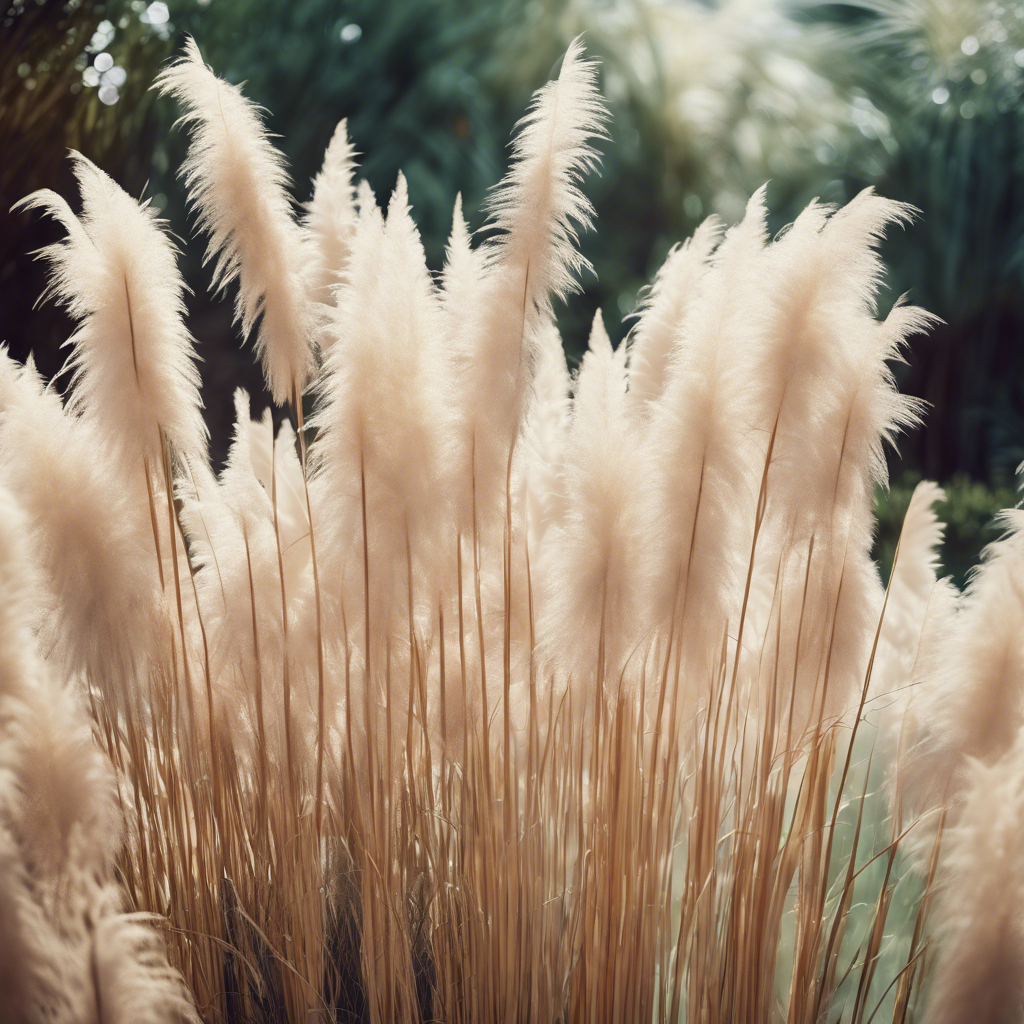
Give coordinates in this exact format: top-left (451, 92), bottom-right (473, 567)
top-left (0, 34), bottom-right (1013, 1024)
top-left (155, 38), bottom-right (319, 406)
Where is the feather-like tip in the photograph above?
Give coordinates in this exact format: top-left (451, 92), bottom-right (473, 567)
top-left (155, 37), bottom-right (317, 405)
top-left (16, 152), bottom-right (207, 469)
top-left (305, 118), bottom-right (359, 311)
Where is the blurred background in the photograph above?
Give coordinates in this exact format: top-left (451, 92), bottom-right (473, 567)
top-left (2, 0), bottom-right (1024, 583)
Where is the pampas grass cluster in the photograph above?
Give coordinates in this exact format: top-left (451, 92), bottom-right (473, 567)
top-left (1, 35), bottom-right (1017, 1024)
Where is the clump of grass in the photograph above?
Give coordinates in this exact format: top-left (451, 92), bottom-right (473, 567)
top-left (0, 35), bottom-right (1013, 1024)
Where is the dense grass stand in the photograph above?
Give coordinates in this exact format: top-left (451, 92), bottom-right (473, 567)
top-left (0, 36), bottom-right (1016, 1024)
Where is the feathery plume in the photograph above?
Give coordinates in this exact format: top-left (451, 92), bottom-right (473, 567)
top-left (155, 37), bottom-right (317, 404)
top-left (90, 896), bottom-right (202, 1024)
top-left (900, 510), bottom-right (1024, 815)
top-left (742, 192), bottom-right (927, 728)
top-left (870, 481), bottom-right (958, 844)
top-left (872, 480), bottom-right (949, 715)
top-left (180, 389), bottom-right (316, 760)
top-left (626, 216), bottom-right (723, 416)
top-left (0, 826), bottom-right (65, 1024)
top-left (247, 408), bottom-right (312, 594)
top-left (754, 191), bottom-right (923, 533)
top-left (312, 172), bottom-right (446, 537)
top-left (0, 484), bottom-right (197, 1023)
top-left (0, 483), bottom-right (120, 884)
top-left (539, 312), bottom-right (645, 685)
top-left (305, 119), bottom-right (359, 310)
top-left (0, 491), bottom-right (90, 1023)
top-left (449, 37), bottom-right (608, 518)
top-left (481, 36), bottom-right (608, 313)
top-left (522, 318), bottom-right (571, 554)
top-left (924, 743), bottom-right (1024, 1024)
top-left (439, 193), bottom-right (484, 323)
top-left (13, 153), bottom-right (206, 472)
top-left (640, 189), bottom-right (768, 702)
top-left (0, 350), bottom-right (167, 703)
top-left (309, 171), bottom-right (450, 731)
top-left (0, 470), bottom-right (38, 695)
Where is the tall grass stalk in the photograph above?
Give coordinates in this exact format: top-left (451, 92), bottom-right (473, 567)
top-left (0, 36), bottom-right (1005, 1024)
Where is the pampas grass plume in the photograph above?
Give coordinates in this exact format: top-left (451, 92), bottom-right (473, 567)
top-left (626, 215), bottom-right (723, 416)
top-left (156, 37), bottom-right (318, 405)
top-left (305, 118), bottom-right (359, 311)
top-left (14, 153), bottom-right (206, 471)
top-left (450, 36), bottom-right (608, 519)
top-left (925, 744), bottom-right (1024, 1024)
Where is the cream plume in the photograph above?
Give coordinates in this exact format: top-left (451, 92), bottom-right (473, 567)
top-left (0, 826), bottom-right (65, 1024)
top-left (309, 171), bottom-right (450, 714)
top-left (179, 389), bottom-right (320, 764)
top-left (870, 482), bottom-right (958, 838)
top-left (312, 173), bottom-right (445, 531)
top-left (900, 511), bottom-right (1024, 816)
top-left (439, 193), bottom-right (485, 324)
top-left (14, 153), bottom-right (206, 471)
top-left (305, 118), bottom-right (359, 309)
top-left (480, 37), bottom-right (608, 312)
top-left (626, 216), bottom-right (723, 416)
top-left (742, 192), bottom-right (929, 728)
top-left (924, 742), bottom-right (1024, 1024)
top-left (0, 491), bottom-right (88, 1023)
top-left (539, 312), bottom-right (645, 685)
top-left (754, 191), bottom-right (924, 534)
top-left (0, 350), bottom-right (166, 704)
top-left (155, 37), bottom-right (318, 404)
top-left (449, 37), bottom-right (608, 520)
top-left (247, 408), bottom-right (312, 595)
top-left (523, 318), bottom-right (571, 555)
top-left (872, 480), bottom-right (948, 717)
top-left (0, 484), bottom-right (196, 1023)
top-left (640, 189), bottom-right (768, 699)
top-left (90, 897), bottom-right (202, 1024)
